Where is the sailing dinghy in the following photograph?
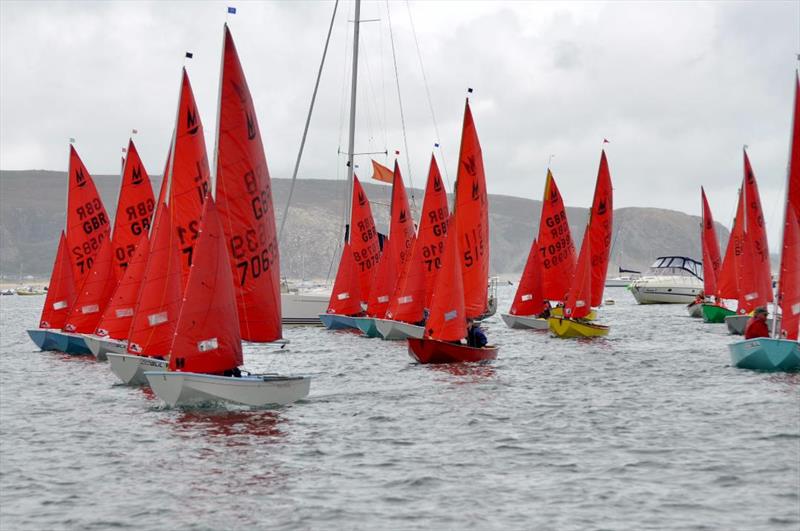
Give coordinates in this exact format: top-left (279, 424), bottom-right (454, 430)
top-left (728, 74), bottom-right (800, 371)
top-left (145, 198), bottom-right (310, 407)
top-left (109, 68), bottom-right (210, 384)
top-left (688, 187), bottom-right (722, 318)
top-left (354, 161), bottom-right (416, 338)
top-left (502, 168), bottom-right (579, 329)
top-left (28, 145), bottom-right (112, 355)
top-left (83, 139), bottom-right (155, 360)
top-left (320, 176), bottom-right (380, 330)
top-left (407, 99), bottom-right (498, 364)
top-left (548, 150), bottom-right (613, 338)
top-left (27, 231), bottom-right (75, 351)
top-left (372, 155), bottom-right (450, 340)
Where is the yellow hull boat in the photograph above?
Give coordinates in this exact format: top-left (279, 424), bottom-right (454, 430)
top-left (551, 307), bottom-right (597, 321)
top-left (548, 317), bottom-right (609, 338)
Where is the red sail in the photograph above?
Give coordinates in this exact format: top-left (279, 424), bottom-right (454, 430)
top-left (168, 69), bottom-right (212, 288)
top-left (425, 216), bottom-right (466, 342)
top-left (66, 145), bottom-right (111, 283)
top-left (728, 188), bottom-right (760, 313)
top-left (350, 176), bottom-right (381, 303)
top-left (588, 150), bottom-right (613, 307)
top-left (110, 140), bottom-right (155, 279)
top-left (39, 232), bottom-right (76, 329)
top-left (789, 73), bottom-right (800, 219)
top-left (366, 242), bottom-right (397, 318)
top-left (387, 238), bottom-right (426, 323)
top-left (701, 187), bottom-right (722, 296)
top-left (454, 100), bottom-right (489, 318)
top-left (779, 208), bottom-right (799, 340)
top-left (326, 242), bottom-right (363, 315)
top-left (564, 227), bottom-right (592, 319)
top-left (63, 237), bottom-right (117, 333)
top-left (537, 169), bottom-right (576, 301)
top-left (215, 26), bottom-right (282, 342)
top-left (387, 155), bottom-right (450, 323)
top-left (716, 188), bottom-right (743, 300)
top-left (389, 162), bottom-right (416, 271)
top-left (95, 235), bottom-right (150, 340)
top-left (779, 74), bottom-right (800, 340)
top-left (126, 203), bottom-right (183, 357)
top-left (743, 151), bottom-right (772, 303)
top-left (510, 239), bottom-right (544, 316)
top-left (169, 198), bottom-right (242, 374)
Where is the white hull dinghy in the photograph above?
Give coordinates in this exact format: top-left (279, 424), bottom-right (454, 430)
top-left (107, 353), bottom-right (168, 385)
top-left (500, 313), bottom-right (549, 330)
top-left (83, 335), bottom-right (127, 361)
top-left (374, 318), bottom-right (424, 340)
top-left (145, 372), bottom-right (311, 408)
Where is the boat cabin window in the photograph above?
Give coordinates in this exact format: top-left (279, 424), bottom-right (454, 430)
top-left (647, 256), bottom-right (703, 280)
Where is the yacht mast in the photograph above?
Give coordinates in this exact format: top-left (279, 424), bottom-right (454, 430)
top-left (344, 0), bottom-right (361, 243)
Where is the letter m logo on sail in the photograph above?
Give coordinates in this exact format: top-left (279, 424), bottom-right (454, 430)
top-left (75, 168), bottom-right (86, 188)
top-left (131, 165), bottom-right (143, 185)
top-left (187, 106), bottom-right (199, 135)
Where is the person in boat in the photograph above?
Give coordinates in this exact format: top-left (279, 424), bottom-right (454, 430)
top-left (538, 301), bottom-right (552, 319)
top-left (223, 366), bottom-right (243, 378)
top-left (466, 319), bottom-right (488, 348)
top-left (692, 291), bottom-right (704, 305)
top-left (744, 307), bottom-right (770, 340)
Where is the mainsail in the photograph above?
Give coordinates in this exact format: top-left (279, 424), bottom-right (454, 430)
top-left (214, 24), bottom-right (281, 341)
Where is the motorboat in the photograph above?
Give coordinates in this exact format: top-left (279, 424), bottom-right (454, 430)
top-left (629, 256), bottom-right (703, 304)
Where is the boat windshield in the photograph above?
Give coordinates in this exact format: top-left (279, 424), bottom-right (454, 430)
top-left (646, 256), bottom-right (703, 280)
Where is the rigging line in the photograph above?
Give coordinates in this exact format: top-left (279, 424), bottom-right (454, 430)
top-left (405, 0), bottom-right (450, 190)
top-left (278, 0), bottom-right (340, 245)
top-left (385, 0), bottom-right (416, 207)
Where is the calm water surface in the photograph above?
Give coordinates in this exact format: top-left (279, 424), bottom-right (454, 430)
top-left (1, 286), bottom-right (798, 530)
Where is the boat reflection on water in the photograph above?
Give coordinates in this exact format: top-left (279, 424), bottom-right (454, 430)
top-left (165, 410), bottom-right (285, 443)
top-left (423, 361), bottom-right (496, 382)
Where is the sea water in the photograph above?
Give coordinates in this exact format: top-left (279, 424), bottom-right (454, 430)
top-left (1, 286), bottom-right (798, 530)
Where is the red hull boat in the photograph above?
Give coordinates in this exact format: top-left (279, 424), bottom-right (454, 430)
top-left (407, 338), bottom-right (498, 364)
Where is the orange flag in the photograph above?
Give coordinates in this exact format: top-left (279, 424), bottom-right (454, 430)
top-left (371, 160), bottom-right (393, 183)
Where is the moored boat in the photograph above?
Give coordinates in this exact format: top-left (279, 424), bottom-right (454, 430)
top-left (629, 256), bottom-right (703, 304)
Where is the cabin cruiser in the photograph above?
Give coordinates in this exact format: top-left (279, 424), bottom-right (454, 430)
top-left (629, 256), bottom-right (703, 304)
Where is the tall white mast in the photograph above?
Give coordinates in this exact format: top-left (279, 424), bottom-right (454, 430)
top-left (344, 0), bottom-right (361, 243)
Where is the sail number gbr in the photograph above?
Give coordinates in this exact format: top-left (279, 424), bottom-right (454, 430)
top-left (539, 210), bottom-right (572, 269)
top-left (231, 170), bottom-right (277, 286)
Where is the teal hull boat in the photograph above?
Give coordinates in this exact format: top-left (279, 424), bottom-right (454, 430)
top-left (728, 338), bottom-right (800, 372)
top-left (318, 313), bottom-right (359, 330)
top-left (352, 317), bottom-right (381, 338)
top-left (27, 329), bottom-right (63, 351)
top-left (702, 304), bottom-right (736, 323)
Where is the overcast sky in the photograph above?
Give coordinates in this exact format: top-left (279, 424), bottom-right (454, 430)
top-left (1, 1), bottom-right (798, 244)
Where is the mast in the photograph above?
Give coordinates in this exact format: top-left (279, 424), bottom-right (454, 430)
top-left (344, 0), bottom-right (361, 243)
